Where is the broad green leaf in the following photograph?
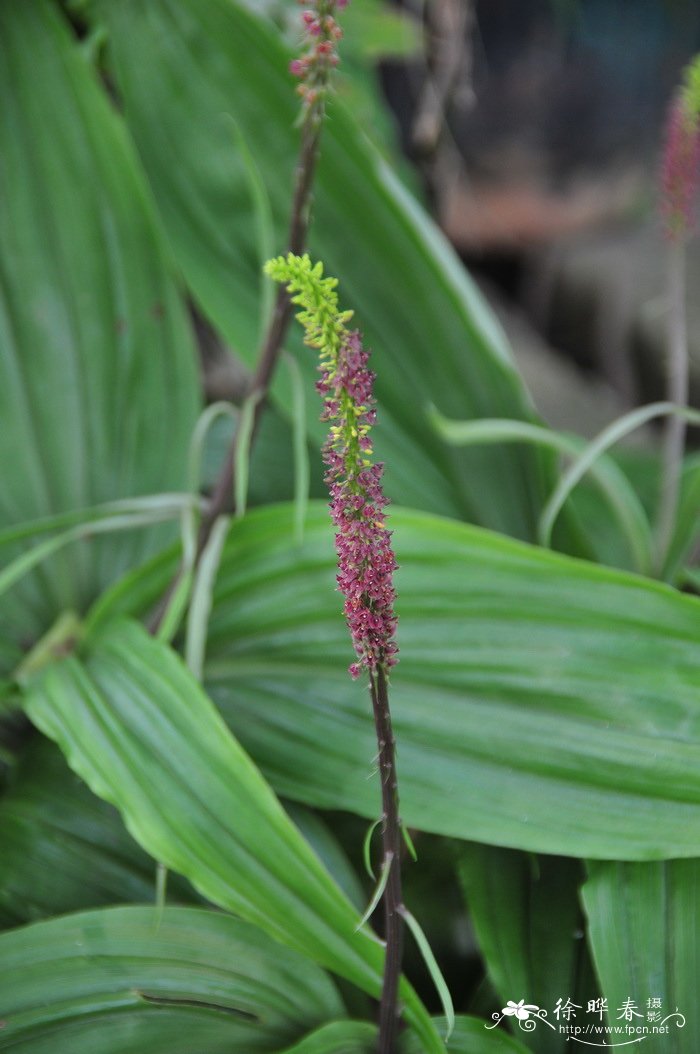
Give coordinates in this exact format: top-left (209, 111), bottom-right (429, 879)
top-left (458, 847), bottom-right (595, 1054)
top-left (0, 495), bottom-right (202, 555)
top-left (0, 906), bottom-right (342, 1052)
top-left (285, 802), bottom-right (365, 912)
top-left (0, 1), bottom-right (199, 647)
top-left (276, 1015), bottom-right (533, 1054)
top-left (23, 619), bottom-right (443, 1053)
top-left (340, 0), bottom-right (422, 60)
top-left (200, 408), bottom-right (325, 512)
top-left (193, 502), bottom-right (700, 859)
top-left (101, 0), bottom-right (557, 541)
top-left (582, 861), bottom-right (699, 1052)
top-left (0, 737), bottom-right (193, 925)
top-left (402, 1016), bottom-right (531, 1053)
top-left (277, 1021), bottom-right (377, 1054)
top-left (429, 411), bottom-right (652, 573)
top-left (663, 453), bottom-right (700, 584)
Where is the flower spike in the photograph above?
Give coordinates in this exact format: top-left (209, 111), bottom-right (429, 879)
top-left (289, 1), bottom-right (347, 112)
top-left (265, 253), bottom-right (398, 679)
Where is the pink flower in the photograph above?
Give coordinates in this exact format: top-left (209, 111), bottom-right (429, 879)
top-left (660, 94), bottom-right (700, 241)
top-left (289, 0), bottom-right (347, 104)
top-left (319, 331), bottom-right (399, 678)
top-left (264, 254), bottom-right (393, 681)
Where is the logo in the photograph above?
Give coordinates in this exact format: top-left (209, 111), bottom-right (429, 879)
top-left (485, 996), bottom-right (687, 1047)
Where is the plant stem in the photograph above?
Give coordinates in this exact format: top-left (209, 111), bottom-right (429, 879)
top-left (149, 110), bottom-right (323, 635)
top-left (198, 113), bottom-right (322, 543)
top-left (369, 662), bottom-right (404, 1054)
top-left (656, 237), bottom-right (688, 574)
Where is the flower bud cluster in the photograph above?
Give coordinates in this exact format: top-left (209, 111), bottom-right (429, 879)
top-left (265, 253), bottom-right (398, 680)
top-left (289, 1), bottom-right (347, 109)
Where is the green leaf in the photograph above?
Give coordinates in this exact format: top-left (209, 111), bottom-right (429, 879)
top-left (276, 1021), bottom-right (377, 1054)
top-left (200, 406), bottom-right (326, 512)
top-left (0, 503), bottom-right (194, 608)
top-left (197, 502), bottom-right (700, 859)
top-left (0, 737), bottom-right (193, 926)
top-left (275, 1015), bottom-right (534, 1054)
top-left (401, 1016), bottom-right (531, 1054)
top-left (101, 0), bottom-right (559, 542)
top-left (356, 855), bottom-right (392, 931)
top-left (285, 802), bottom-right (365, 912)
top-left (22, 619), bottom-right (443, 1054)
top-left (0, 495), bottom-right (203, 554)
top-left (400, 906), bottom-right (455, 1041)
top-left (340, 0), bottom-right (422, 60)
top-left (458, 847), bottom-right (595, 1054)
top-left (0, 1), bottom-right (200, 647)
top-left (537, 402), bottom-right (700, 551)
top-left (0, 905), bottom-right (343, 1052)
top-left (582, 860), bottom-right (698, 1052)
top-left (184, 514), bottom-right (230, 680)
top-left (662, 452), bottom-right (700, 584)
top-left (429, 411), bottom-right (652, 573)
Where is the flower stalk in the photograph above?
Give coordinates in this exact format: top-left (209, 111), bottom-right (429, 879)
top-left (265, 253), bottom-right (404, 1052)
top-left (656, 62), bottom-right (700, 573)
top-left (198, 0), bottom-right (345, 542)
top-left (370, 663), bottom-right (404, 1053)
top-left (150, 1), bottom-right (346, 635)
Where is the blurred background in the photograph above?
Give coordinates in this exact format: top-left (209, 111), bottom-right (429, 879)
top-left (171, 0), bottom-right (700, 446)
top-left (365, 0), bottom-right (700, 435)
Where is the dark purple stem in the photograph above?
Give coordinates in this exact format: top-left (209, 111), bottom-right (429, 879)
top-left (369, 662), bottom-right (404, 1053)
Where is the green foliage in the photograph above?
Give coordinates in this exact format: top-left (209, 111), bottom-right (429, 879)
top-left (100, 0), bottom-right (561, 540)
top-left (0, 0), bottom-right (200, 651)
top-left (23, 618), bottom-right (442, 1052)
top-left (0, 737), bottom-right (193, 925)
top-left (0, 906), bottom-right (343, 1052)
top-left (459, 847), bottom-right (596, 1054)
top-left (198, 502), bottom-right (700, 859)
top-left (583, 861), bottom-right (700, 1051)
top-left (2, 1), bottom-right (700, 1050)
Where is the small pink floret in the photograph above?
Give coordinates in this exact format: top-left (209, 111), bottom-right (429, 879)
top-left (319, 331), bottom-right (399, 679)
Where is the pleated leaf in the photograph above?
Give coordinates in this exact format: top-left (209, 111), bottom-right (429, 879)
top-left (458, 847), bottom-right (596, 1053)
top-left (100, 0), bottom-right (554, 540)
top-left (22, 618), bottom-right (442, 1053)
top-left (285, 801), bottom-right (365, 912)
top-left (276, 1021), bottom-right (377, 1054)
top-left (581, 860), bottom-right (700, 1052)
top-left (0, 0), bottom-right (199, 647)
top-left (402, 1016), bottom-right (531, 1053)
top-left (276, 1016), bottom-right (532, 1054)
top-left (0, 737), bottom-right (194, 925)
top-left (189, 502), bottom-right (700, 860)
top-left (0, 905), bottom-right (342, 1053)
